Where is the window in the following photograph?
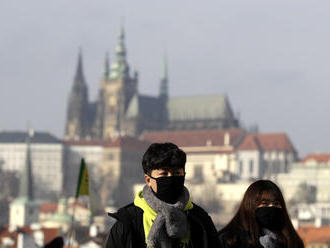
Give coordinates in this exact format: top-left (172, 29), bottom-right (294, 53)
top-left (193, 166), bottom-right (203, 183)
top-left (249, 160), bottom-right (254, 174)
top-left (239, 161), bottom-right (243, 174)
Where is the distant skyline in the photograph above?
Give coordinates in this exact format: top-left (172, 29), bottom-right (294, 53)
top-left (1, 0), bottom-right (330, 156)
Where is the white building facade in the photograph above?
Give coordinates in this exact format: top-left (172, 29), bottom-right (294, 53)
top-left (0, 131), bottom-right (65, 200)
top-left (141, 128), bottom-right (245, 184)
top-left (236, 133), bottom-right (297, 180)
top-left (64, 140), bottom-right (105, 196)
top-left (277, 163), bottom-right (330, 203)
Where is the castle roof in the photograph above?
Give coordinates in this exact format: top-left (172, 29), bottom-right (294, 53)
top-left (167, 95), bottom-right (234, 121)
top-left (125, 94), bottom-right (162, 120)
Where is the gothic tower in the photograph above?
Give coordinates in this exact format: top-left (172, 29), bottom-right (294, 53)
top-left (9, 133), bottom-right (39, 227)
top-left (158, 55), bottom-right (169, 128)
top-left (159, 54), bottom-right (168, 101)
top-left (92, 53), bottom-right (110, 138)
top-left (97, 25), bottom-right (138, 138)
top-left (64, 50), bottom-right (89, 140)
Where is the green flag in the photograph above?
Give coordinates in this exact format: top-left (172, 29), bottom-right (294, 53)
top-left (75, 158), bottom-right (90, 198)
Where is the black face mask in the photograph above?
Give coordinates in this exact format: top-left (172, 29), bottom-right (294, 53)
top-left (255, 207), bottom-right (284, 230)
top-left (150, 175), bottom-right (185, 204)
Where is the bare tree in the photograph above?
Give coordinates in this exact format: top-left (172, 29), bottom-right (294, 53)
top-left (193, 184), bottom-right (224, 214)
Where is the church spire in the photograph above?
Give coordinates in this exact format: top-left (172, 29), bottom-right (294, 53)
top-left (109, 24), bottom-right (129, 79)
top-left (115, 24), bottom-right (126, 62)
top-left (103, 52), bottom-right (110, 80)
top-left (18, 131), bottom-right (34, 201)
top-left (74, 48), bottom-right (85, 84)
top-left (64, 48), bottom-right (89, 140)
top-left (159, 54), bottom-right (168, 100)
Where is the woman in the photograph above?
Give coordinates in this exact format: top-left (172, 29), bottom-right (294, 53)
top-left (218, 180), bottom-right (304, 248)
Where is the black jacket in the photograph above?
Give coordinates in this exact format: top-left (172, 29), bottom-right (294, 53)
top-left (218, 229), bottom-right (286, 248)
top-left (104, 203), bottom-right (221, 248)
top-left (218, 230), bottom-right (251, 248)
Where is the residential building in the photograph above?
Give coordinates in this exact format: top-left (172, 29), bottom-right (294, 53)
top-left (141, 128), bottom-right (245, 184)
top-left (300, 153), bottom-right (330, 166)
top-left (236, 133), bottom-right (297, 180)
top-left (292, 202), bottom-right (330, 227)
top-left (40, 198), bottom-right (71, 233)
top-left (0, 225), bottom-right (60, 248)
top-left (277, 160), bottom-right (330, 203)
top-left (39, 202), bottom-right (58, 223)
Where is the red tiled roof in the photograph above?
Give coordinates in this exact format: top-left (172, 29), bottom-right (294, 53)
top-left (140, 129), bottom-right (244, 148)
top-left (42, 228), bottom-right (60, 244)
top-left (68, 201), bottom-right (88, 209)
top-left (0, 226), bottom-right (59, 248)
top-left (0, 226), bottom-right (30, 248)
top-left (237, 133), bottom-right (296, 152)
top-left (301, 153), bottom-right (330, 163)
top-left (40, 202), bottom-right (58, 213)
top-left (298, 226), bottom-right (330, 244)
top-left (236, 134), bottom-right (262, 150)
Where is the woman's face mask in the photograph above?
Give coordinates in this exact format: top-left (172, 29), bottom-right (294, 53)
top-left (255, 207), bottom-right (284, 230)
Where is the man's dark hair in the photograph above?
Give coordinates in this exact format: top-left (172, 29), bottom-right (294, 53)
top-left (142, 142), bottom-right (186, 174)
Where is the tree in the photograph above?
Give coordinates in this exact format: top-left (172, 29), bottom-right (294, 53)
top-left (0, 168), bottom-right (19, 201)
top-left (192, 184), bottom-right (224, 214)
top-left (292, 182), bottom-right (316, 204)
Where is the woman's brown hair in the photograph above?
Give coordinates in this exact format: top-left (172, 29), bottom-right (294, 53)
top-left (219, 180), bottom-right (304, 248)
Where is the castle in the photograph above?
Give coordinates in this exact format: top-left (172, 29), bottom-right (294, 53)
top-left (64, 26), bottom-right (240, 140)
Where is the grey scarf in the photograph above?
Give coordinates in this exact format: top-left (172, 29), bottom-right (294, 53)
top-left (259, 229), bottom-right (283, 248)
top-left (142, 185), bottom-right (190, 248)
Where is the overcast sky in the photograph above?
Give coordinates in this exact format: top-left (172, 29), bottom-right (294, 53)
top-left (1, 0), bottom-right (330, 156)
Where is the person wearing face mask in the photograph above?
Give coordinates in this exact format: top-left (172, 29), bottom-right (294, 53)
top-left (104, 142), bottom-right (220, 248)
top-left (218, 180), bottom-right (304, 248)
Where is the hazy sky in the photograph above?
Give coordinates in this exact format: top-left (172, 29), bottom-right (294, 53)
top-left (1, 0), bottom-right (330, 156)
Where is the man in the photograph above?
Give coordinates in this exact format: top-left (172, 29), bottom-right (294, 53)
top-left (104, 142), bottom-right (220, 248)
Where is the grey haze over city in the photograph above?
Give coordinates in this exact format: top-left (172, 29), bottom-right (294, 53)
top-left (1, 0), bottom-right (329, 156)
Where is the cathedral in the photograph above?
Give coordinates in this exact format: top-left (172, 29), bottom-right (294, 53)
top-left (64, 26), bottom-right (240, 140)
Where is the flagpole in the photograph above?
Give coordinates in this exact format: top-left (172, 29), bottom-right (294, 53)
top-left (67, 158), bottom-right (89, 248)
top-left (67, 199), bottom-right (77, 248)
